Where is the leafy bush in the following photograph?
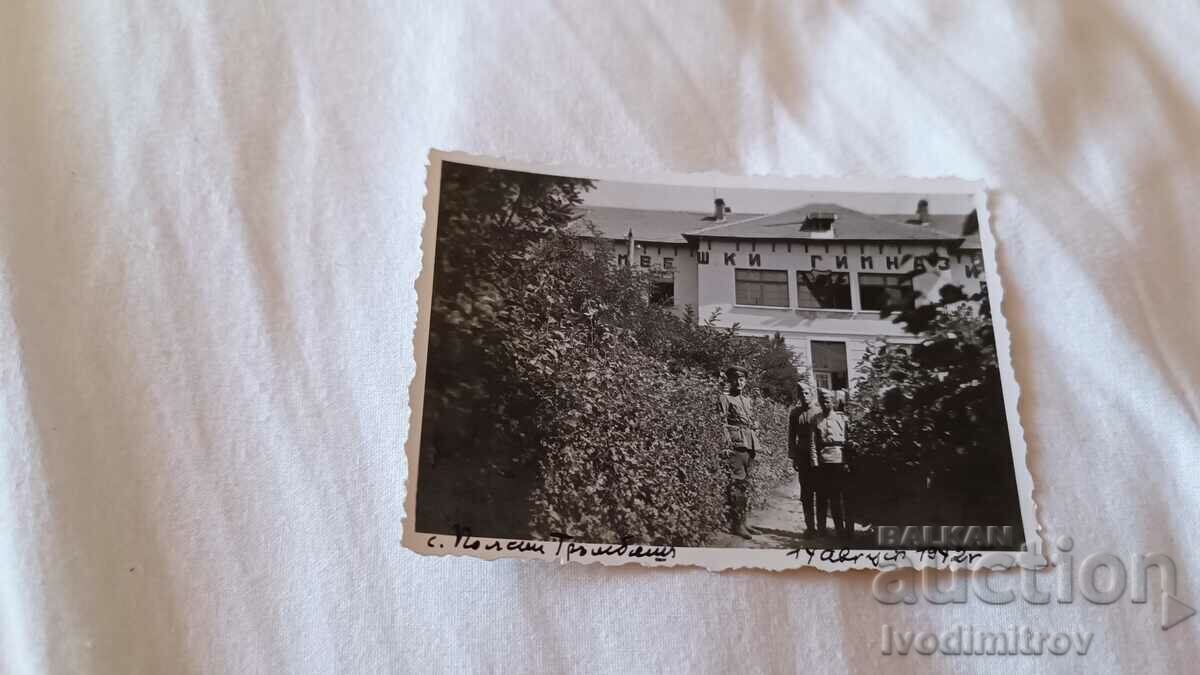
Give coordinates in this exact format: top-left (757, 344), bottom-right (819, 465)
top-left (498, 235), bottom-right (795, 545)
top-left (415, 163), bottom-right (595, 539)
top-left (416, 162), bottom-right (805, 545)
top-left (528, 347), bottom-right (727, 545)
top-left (848, 285), bottom-right (1023, 537)
top-left (528, 346), bottom-right (792, 545)
top-left (743, 398), bottom-right (792, 512)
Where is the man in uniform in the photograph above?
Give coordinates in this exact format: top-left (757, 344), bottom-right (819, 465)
top-left (719, 366), bottom-right (759, 539)
top-left (812, 388), bottom-right (853, 539)
top-left (787, 382), bottom-right (819, 538)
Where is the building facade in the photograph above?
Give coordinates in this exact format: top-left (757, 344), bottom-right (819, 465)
top-left (578, 199), bottom-right (984, 393)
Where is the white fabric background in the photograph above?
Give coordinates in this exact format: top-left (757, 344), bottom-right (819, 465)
top-left (2, 2), bottom-right (1197, 673)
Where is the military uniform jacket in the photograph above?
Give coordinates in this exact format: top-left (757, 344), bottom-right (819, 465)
top-left (720, 393), bottom-right (760, 452)
top-left (788, 404), bottom-right (817, 468)
top-left (811, 409), bottom-right (849, 466)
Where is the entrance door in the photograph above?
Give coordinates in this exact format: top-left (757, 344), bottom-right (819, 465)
top-left (810, 341), bottom-right (848, 392)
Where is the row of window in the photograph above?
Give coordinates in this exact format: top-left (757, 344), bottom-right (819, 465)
top-left (733, 269), bottom-right (914, 311)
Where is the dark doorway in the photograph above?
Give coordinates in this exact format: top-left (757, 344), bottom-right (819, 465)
top-left (810, 340), bottom-right (848, 391)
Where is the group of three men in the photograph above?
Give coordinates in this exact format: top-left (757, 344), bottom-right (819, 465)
top-left (719, 366), bottom-right (853, 541)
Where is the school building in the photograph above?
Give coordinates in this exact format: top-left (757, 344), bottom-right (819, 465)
top-left (575, 198), bottom-right (985, 393)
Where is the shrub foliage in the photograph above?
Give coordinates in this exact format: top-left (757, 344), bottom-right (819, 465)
top-left (417, 163), bottom-right (798, 545)
top-left (848, 281), bottom-right (1024, 537)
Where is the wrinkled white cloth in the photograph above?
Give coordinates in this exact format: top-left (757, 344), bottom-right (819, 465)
top-left (2, 2), bottom-right (1198, 673)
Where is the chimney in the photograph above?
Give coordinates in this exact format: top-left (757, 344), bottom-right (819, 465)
top-left (713, 198), bottom-right (726, 222)
top-left (916, 199), bottom-right (930, 224)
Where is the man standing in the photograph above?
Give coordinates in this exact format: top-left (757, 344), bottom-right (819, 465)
top-left (812, 389), bottom-right (853, 539)
top-left (719, 366), bottom-right (759, 540)
top-left (787, 383), bottom-right (819, 538)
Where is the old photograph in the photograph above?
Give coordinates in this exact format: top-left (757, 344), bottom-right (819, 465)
top-left (404, 151), bottom-right (1035, 570)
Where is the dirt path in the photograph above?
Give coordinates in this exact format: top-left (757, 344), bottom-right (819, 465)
top-left (707, 476), bottom-right (870, 549)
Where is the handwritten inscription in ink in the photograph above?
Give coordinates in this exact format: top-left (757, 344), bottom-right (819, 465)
top-left (427, 526), bottom-right (984, 569)
top-left (425, 526), bottom-right (677, 564)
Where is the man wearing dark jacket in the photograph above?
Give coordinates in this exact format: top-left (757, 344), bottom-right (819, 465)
top-left (787, 382), bottom-right (819, 538)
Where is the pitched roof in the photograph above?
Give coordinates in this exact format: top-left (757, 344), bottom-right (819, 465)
top-left (571, 206), bottom-right (761, 244)
top-left (879, 211), bottom-right (980, 249)
top-left (685, 203), bottom-right (962, 242)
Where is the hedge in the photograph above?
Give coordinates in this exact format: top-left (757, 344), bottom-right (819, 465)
top-left (527, 341), bottom-right (793, 546)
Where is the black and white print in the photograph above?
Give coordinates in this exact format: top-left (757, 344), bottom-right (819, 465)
top-left (404, 151), bottom-right (1036, 570)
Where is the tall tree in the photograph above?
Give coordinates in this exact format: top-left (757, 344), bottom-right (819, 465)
top-left (418, 163), bottom-right (593, 536)
top-left (755, 332), bottom-right (802, 403)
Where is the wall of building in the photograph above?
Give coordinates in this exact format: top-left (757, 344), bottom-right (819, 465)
top-left (616, 239), bottom-right (699, 311)
top-left (580, 237), bottom-right (700, 311)
top-left (584, 233), bottom-right (985, 391)
top-left (779, 334), bottom-right (873, 390)
top-left (693, 238), bottom-right (984, 390)
top-left (947, 248), bottom-right (987, 295)
top-left (671, 248), bottom-right (700, 311)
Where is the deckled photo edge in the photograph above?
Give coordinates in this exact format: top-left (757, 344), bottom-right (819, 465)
top-left (402, 148), bottom-right (1040, 573)
top-left (974, 190), bottom-right (1045, 564)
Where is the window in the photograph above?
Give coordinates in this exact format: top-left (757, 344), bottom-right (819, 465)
top-left (859, 273), bottom-right (914, 311)
top-left (796, 271), bottom-right (851, 309)
top-left (649, 280), bottom-right (674, 306)
top-left (814, 372), bottom-right (833, 391)
top-left (810, 341), bottom-right (848, 391)
top-left (734, 269), bottom-right (789, 307)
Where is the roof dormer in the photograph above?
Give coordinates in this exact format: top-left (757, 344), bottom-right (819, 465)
top-left (800, 211), bottom-right (837, 238)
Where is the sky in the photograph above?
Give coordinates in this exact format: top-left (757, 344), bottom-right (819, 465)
top-left (582, 179), bottom-right (974, 217)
